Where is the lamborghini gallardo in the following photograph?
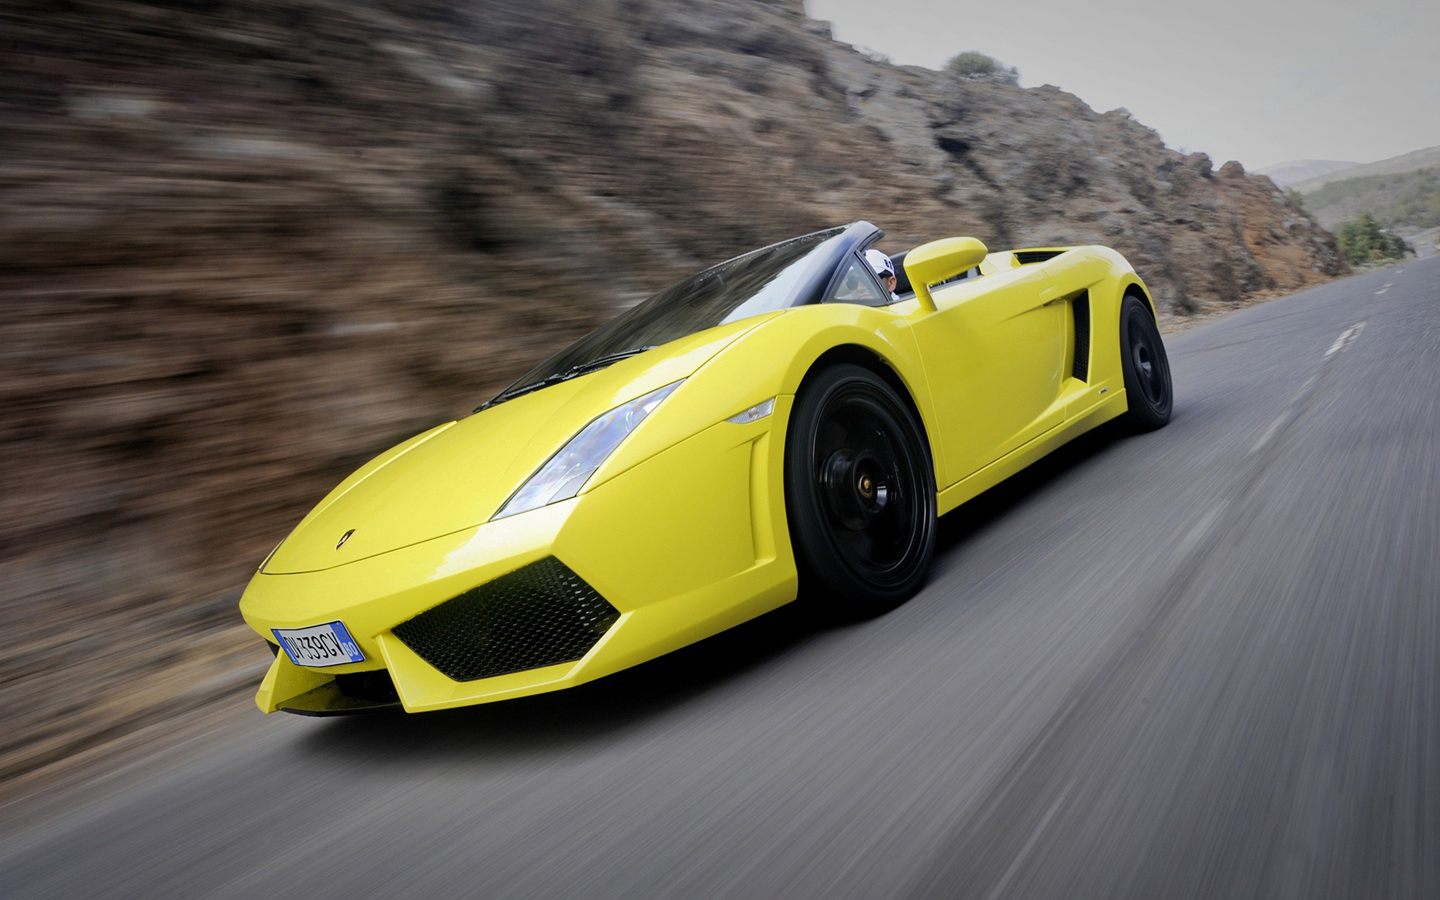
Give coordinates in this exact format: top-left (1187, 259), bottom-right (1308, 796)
top-left (240, 221), bottom-right (1173, 714)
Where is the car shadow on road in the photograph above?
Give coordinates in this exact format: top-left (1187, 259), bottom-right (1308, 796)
top-left (297, 424), bottom-right (1131, 766)
top-left (934, 424), bottom-right (1127, 554)
top-left (297, 598), bottom-right (826, 766)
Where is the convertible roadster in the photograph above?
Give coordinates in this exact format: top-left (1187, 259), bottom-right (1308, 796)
top-left (240, 221), bottom-right (1172, 715)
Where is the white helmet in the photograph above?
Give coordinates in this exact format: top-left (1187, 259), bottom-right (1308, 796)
top-left (864, 248), bottom-right (895, 278)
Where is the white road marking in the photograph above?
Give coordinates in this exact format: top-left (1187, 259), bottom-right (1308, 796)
top-left (1251, 372), bottom-right (1318, 455)
top-left (1325, 322), bottom-right (1366, 358)
top-left (1250, 418), bottom-right (1286, 455)
top-left (1176, 504), bottom-right (1225, 555)
top-left (1375, 286), bottom-right (1389, 295)
top-left (982, 782), bottom-right (1075, 900)
top-left (1252, 321), bottom-right (1364, 456)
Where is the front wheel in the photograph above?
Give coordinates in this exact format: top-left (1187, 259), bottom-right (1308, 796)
top-left (1118, 295), bottom-right (1173, 431)
top-left (784, 364), bottom-right (936, 618)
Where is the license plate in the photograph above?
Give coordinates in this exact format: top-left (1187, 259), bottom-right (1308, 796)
top-left (272, 621), bottom-right (366, 668)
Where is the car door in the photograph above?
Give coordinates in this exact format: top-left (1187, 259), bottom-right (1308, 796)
top-left (901, 265), bottom-right (1068, 487)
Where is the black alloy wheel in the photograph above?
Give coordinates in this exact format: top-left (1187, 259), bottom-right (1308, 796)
top-left (1118, 295), bottom-right (1173, 431)
top-left (785, 364), bottom-right (936, 617)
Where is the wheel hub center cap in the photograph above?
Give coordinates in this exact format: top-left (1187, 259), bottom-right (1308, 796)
top-left (823, 449), bottom-right (889, 529)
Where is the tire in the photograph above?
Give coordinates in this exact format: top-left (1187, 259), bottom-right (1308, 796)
top-left (784, 364), bottom-right (936, 618)
top-left (1118, 295), bottom-right (1173, 431)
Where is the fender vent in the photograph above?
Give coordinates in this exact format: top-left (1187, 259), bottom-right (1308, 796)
top-left (1071, 291), bottom-right (1091, 381)
top-left (1014, 249), bottom-right (1063, 265)
top-left (393, 557), bottom-right (619, 682)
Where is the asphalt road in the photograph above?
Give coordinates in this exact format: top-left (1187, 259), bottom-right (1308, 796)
top-left (4, 260), bottom-right (1437, 899)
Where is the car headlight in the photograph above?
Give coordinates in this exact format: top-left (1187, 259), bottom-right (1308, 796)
top-left (493, 381), bottom-right (684, 520)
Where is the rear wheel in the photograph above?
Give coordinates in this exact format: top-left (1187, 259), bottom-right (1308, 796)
top-left (785, 364), bottom-right (936, 618)
top-left (1118, 295), bottom-right (1173, 431)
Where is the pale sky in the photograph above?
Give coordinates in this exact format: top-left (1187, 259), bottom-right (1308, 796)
top-left (805, 0), bottom-right (1439, 170)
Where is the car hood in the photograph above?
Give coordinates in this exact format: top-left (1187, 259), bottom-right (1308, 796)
top-left (262, 318), bottom-right (767, 574)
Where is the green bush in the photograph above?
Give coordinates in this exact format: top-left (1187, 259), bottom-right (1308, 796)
top-left (1335, 212), bottom-right (1411, 264)
top-left (947, 51), bottom-right (996, 75)
top-left (946, 51), bottom-right (1017, 81)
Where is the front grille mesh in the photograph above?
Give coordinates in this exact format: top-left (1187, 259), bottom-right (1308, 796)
top-left (335, 669), bottom-right (400, 704)
top-left (392, 557), bottom-right (619, 682)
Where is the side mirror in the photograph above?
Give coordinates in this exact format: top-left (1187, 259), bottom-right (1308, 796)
top-left (903, 237), bottom-right (988, 311)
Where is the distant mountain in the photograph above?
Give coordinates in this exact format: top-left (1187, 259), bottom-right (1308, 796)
top-left (1292, 146), bottom-right (1440, 192)
top-left (1293, 146), bottom-right (1440, 231)
top-left (1298, 168), bottom-right (1440, 232)
top-left (1255, 159), bottom-right (1359, 187)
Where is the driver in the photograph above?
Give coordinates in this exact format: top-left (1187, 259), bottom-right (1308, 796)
top-left (865, 249), bottom-right (900, 301)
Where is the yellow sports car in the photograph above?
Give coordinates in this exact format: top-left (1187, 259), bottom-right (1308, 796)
top-left (240, 221), bottom-right (1172, 715)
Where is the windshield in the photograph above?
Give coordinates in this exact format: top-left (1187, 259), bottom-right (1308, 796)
top-left (489, 227), bottom-right (846, 405)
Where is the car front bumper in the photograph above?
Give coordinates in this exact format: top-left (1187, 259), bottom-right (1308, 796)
top-left (240, 402), bottom-right (798, 714)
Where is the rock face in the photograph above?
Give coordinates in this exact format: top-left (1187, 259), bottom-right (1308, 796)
top-left (0, 0), bottom-right (1345, 775)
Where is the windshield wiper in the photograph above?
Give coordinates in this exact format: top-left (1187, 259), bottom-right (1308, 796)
top-left (554, 347), bottom-right (658, 380)
top-left (478, 346), bottom-right (657, 411)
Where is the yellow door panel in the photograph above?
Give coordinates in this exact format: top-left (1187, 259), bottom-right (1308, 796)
top-left (903, 267), bottom-right (1066, 485)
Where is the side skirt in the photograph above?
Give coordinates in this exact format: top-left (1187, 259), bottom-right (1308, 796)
top-left (935, 391), bottom-right (1128, 517)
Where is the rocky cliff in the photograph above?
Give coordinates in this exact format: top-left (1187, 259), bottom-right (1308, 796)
top-left (0, 0), bottom-right (1346, 778)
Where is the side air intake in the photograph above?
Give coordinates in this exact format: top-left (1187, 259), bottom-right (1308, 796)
top-left (1014, 249), bottom-right (1064, 265)
top-left (393, 557), bottom-right (619, 682)
top-left (1071, 291), bottom-right (1091, 381)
